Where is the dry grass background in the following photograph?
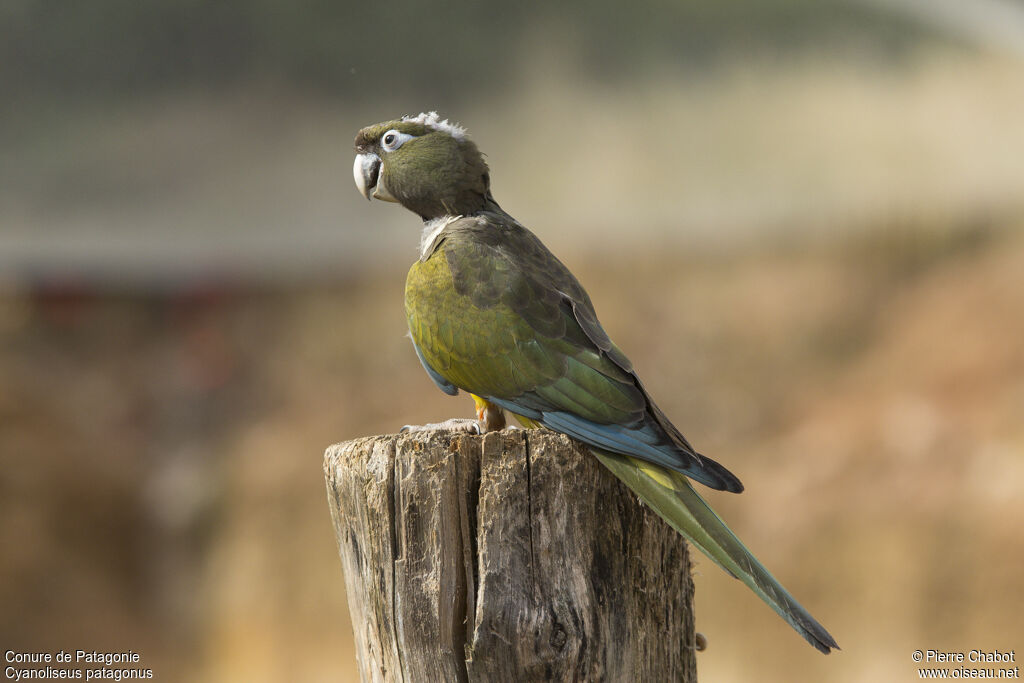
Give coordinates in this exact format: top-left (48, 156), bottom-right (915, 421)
top-left (2, 52), bottom-right (1023, 682)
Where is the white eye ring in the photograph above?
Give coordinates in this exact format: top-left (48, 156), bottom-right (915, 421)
top-left (381, 129), bottom-right (413, 152)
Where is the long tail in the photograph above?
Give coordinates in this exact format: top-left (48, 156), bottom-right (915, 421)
top-left (592, 448), bottom-right (840, 654)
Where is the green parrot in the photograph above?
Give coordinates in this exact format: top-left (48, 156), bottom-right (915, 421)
top-left (352, 112), bottom-right (839, 654)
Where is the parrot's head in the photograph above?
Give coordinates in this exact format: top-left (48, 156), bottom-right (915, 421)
top-left (353, 112), bottom-right (494, 220)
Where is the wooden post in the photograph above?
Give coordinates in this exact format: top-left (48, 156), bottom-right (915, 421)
top-left (324, 429), bottom-right (698, 682)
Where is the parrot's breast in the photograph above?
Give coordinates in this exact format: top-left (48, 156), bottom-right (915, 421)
top-left (405, 243), bottom-right (518, 397)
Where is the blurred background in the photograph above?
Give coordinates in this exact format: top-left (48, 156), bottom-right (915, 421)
top-left (2, 0), bottom-right (1023, 680)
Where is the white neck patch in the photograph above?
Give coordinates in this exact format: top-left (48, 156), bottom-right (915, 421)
top-left (420, 215), bottom-right (460, 259)
top-left (402, 112), bottom-right (467, 141)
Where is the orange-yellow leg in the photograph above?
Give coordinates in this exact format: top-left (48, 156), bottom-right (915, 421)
top-left (470, 394), bottom-right (543, 431)
top-left (470, 394), bottom-right (507, 432)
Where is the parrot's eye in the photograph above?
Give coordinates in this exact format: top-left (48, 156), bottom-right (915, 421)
top-left (380, 129), bottom-right (413, 153)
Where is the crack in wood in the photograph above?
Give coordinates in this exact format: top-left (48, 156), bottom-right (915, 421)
top-left (450, 440), bottom-right (471, 683)
top-left (523, 430), bottom-right (536, 590)
top-left (389, 439), bottom-right (407, 682)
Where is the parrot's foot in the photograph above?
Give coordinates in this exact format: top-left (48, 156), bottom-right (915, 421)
top-left (400, 418), bottom-right (482, 434)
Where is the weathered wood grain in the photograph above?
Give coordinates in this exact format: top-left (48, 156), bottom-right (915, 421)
top-left (325, 429), bottom-right (698, 682)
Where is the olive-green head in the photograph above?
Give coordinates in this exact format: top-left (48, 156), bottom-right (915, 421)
top-left (353, 112), bottom-right (493, 220)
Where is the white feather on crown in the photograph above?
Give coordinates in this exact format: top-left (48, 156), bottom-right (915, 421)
top-left (401, 111), bottom-right (468, 140)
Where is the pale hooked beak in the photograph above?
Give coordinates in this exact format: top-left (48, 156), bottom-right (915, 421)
top-left (353, 152), bottom-right (396, 202)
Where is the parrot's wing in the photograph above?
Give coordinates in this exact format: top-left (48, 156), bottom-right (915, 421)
top-left (406, 213), bottom-right (742, 493)
top-left (593, 450), bottom-right (839, 653)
